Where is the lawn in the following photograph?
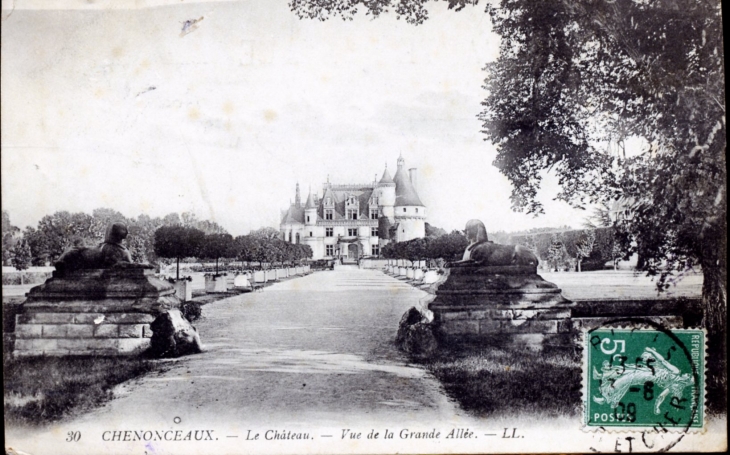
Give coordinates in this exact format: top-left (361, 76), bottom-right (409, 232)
top-left (3, 355), bottom-right (161, 426)
top-left (420, 342), bottom-right (582, 418)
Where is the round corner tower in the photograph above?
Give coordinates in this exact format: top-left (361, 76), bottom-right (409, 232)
top-left (392, 154), bottom-right (426, 242)
top-left (376, 164), bottom-right (396, 224)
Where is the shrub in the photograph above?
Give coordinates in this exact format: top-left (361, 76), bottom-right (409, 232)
top-left (180, 301), bottom-right (202, 322)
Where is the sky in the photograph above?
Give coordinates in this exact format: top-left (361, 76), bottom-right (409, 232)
top-left (1, 0), bottom-right (589, 237)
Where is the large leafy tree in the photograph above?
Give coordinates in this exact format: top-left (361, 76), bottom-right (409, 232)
top-left (200, 233), bottom-right (237, 275)
top-left (23, 211), bottom-right (99, 264)
top-left (481, 0), bottom-right (726, 400)
top-left (153, 226), bottom-right (205, 279)
top-left (250, 226), bottom-right (281, 241)
top-left (2, 211), bottom-right (20, 265)
top-left (290, 0), bottom-right (726, 403)
top-left (10, 238), bottom-right (32, 271)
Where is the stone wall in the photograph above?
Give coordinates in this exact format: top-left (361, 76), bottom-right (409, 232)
top-left (429, 297), bottom-right (702, 350)
top-left (13, 267), bottom-right (177, 357)
top-left (15, 310), bottom-right (153, 357)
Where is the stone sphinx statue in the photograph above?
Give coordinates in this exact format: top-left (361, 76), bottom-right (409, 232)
top-left (17, 221), bottom-right (202, 359)
top-left (54, 222), bottom-right (147, 274)
top-left (453, 219), bottom-right (538, 267)
top-left (416, 218), bottom-right (572, 352)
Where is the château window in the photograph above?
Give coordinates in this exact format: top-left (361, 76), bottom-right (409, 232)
top-left (371, 245), bottom-right (380, 256)
top-left (348, 228), bottom-right (357, 237)
top-left (326, 227), bottom-right (333, 237)
top-left (403, 208), bottom-right (407, 212)
top-left (415, 208), bottom-right (418, 213)
top-left (347, 209), bottom-right (358, 220)
top-left (309, 231), bottom-right (313, 237)
top-left (306, 215), bottom-right (310, 222)
top-left (370, 209), bottom-right (378, 220)
top-left (371, 227), bottom-right (378, 237)
top-left (295, 233), bottom-right (300, 244)
top-left (326, 245), bottom-right (334, 256)
top-left (325, 210), bottom-right (333, 220)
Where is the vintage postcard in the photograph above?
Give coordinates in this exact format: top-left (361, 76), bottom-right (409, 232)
top-left (2, 0), bottom-right (726, 453)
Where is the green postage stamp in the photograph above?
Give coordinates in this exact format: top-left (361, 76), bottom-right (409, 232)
top-left (584, 327), bottom-right (705, 431)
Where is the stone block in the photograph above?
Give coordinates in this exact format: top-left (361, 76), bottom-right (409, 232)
top-left (143, 324), bottom-right (153, 338)
top-left (441, 311), bottom-right (468, 321)
top-left (73, 313), bottom-right (106, 324)
top-left (42, 350), bottom-right (73, 357)
top-left (15, 324), bottom-right (43, 339)
top-left (508, 310), bottom-right (540, 320)
top-left (465, 310), bottom-right (488, 320)
top-left (67, 324), bottom-right (95, 338)
top-left (15, 338), bottom-right (59, 352)
top-left (104, 313), bottom-right (156, 324)
top-left (42, 324), bottom-right (69, 338)
top-left (118, 338), bottom-right (151, 353)
top-left (447, 320), bottom-right (480, 335)
top-left (118, 324), bottom-right (144, 338)
top-left (94, 324), bottom-right (119, 338)
top-left (18, 312), bottom-right (75, 324)
top-left (58, 338), bottom-right (118, 351)
top-left (536, 309), bottom-right (572, 320)
top-left (14, 350), bottom-right (45, 357)
top-left (501, 319), bottom-right (559, 334)
top-left (557, 319), bottom-right (574, 333)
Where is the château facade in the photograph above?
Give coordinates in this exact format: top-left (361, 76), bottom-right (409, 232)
top-left (280, 154), bottom-right (426, 261)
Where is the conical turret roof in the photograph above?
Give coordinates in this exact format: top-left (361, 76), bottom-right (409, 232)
top-left (379, 166), bottom-right (394, 184)
top-left (393, 165), bottom-right (424, 207)
top-left (305, 190), bottom-right (317, 209)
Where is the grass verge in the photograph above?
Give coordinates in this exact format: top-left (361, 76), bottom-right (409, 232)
top-left (419, 343), bottom-right (582, 417)
top-left (3, 355), bottom-right (159, 426)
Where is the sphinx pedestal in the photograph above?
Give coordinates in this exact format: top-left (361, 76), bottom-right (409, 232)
top-left (428, 265), bottom-right (574, 350)
top-left (14, 267), bottom-right (180, 357)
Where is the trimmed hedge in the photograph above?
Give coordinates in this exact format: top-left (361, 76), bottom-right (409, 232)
top-left (510, 227), bottom-right (618, 271)
top-left (2, 272), bottom-right (52, 286)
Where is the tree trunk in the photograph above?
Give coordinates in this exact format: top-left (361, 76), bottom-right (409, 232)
top-left (701, 244), bottom-right (727, 412)
top-left (577, 259), bottom-right (582, 273)
top-left (215, 257), bottom-right (219, 276)
top-left (176, 257), bottom-right (180, 280)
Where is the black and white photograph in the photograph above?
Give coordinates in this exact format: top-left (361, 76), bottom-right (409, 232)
top-left (2, 0), bottom-right (726, 453)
